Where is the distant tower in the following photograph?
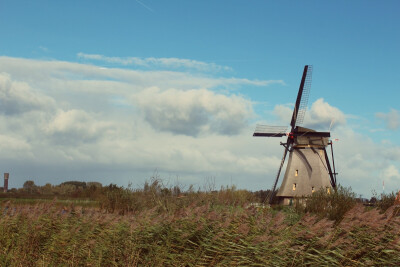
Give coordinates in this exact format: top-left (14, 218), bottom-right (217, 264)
top-left (4, 173), bottom-right (9, 192)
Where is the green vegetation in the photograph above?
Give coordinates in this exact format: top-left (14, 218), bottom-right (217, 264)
top-left (0, 178), bottom-right (399, 266)
top-left (303, 185), bottom-right (358, 223)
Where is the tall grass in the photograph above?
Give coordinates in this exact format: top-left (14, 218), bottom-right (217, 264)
top-left (1, 200), bottom-right (400, 266)
top-left (1, 179), bottom-right (400, 265)
top-left (98, 177), bottom-right (257, 215)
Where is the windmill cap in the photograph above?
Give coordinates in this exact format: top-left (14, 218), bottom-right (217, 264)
top-left (294, 126), bottom-right (316, 133)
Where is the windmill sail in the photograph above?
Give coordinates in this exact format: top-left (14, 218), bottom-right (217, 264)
top-left (296, 66), bottom-right (312, 126)
top-left (290, 65), bottom-right (312, 129)
top-left (253, 125), bottom-right (287, 137)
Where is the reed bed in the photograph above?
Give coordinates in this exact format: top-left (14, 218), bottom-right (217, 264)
top-left (1, 199), bottom-right (400, 266)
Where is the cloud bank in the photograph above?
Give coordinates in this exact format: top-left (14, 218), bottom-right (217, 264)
top-left (0, 56), bottom-right (281, 189)
top-left (0, 56), bottom-right (398, 198)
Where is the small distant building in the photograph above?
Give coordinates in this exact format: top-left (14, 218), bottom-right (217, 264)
top-left (4, 173), bottom-right (9, 192)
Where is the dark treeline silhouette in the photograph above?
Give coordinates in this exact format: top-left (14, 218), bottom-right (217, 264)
top-left (0, 180), bottom-right (103, 199)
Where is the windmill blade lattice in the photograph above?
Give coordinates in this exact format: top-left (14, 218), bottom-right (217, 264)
top-left (253, 125), bottom-right (288, 137)
top-left (296, 65), bottom-right (312, 126)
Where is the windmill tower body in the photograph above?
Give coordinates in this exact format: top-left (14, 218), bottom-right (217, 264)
top-left (253, 65), bottom-right (337, 205)
top-left (276, 127), bottom-right (332, 205)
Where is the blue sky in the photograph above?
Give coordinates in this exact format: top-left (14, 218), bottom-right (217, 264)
top-left (0, 0), bottom-right (399, 197)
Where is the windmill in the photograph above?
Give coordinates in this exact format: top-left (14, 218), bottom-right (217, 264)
top-left (254, 65), bottom-right (337, 205)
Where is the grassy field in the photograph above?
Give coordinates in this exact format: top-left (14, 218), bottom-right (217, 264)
top-left (1, 185), bottom-right (400, 266)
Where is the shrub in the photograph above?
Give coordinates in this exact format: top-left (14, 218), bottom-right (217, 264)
top-left (99, 184), bottom-right (136, 214)
top-left (377, 192), bottom-right (396, 212)
top-left (304, 185), bottom-right (357, 223)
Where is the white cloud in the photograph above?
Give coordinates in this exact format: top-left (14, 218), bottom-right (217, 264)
top-left (272, 98), bottom-right (346, 131)
top-left (382, 146), bottom-right (400, 162)
top-left (381, 165), bottom-right (400, 181)
top-left (77, 52), bottom-right (233, 72)
top-left (0, 134), bottom-right (31, 153)
top-left (304, 98), bottom-right (346, 130)
top-left (133, 87), bottom-right (252, 136)
top-left (273, 104), bottom-right (292, 124)
top-left (376, 109), bottom-right (400, 130)
top-left (0, 56), bottom-right (398, 198)
top-left (45, 109), bottom-right (115, 145)
top-left (0, 56), bottom-right (276, 93)
top-left (0, 72), bottom-right (55, 115)
top-left (329, 125), bottom-right (400, 196)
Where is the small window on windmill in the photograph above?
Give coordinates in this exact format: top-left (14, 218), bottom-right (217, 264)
top-left (320, 150), bottom-right (324, 156)
top-left (312, 186), bottom-right (315, 193)
top-left (293, 183), bottom-right (296, 191)
top-left (295, 170), bottom-right (298, 177)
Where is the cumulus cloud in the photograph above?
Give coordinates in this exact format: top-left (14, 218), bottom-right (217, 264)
top-left (304, 98), bottom-right (346, 130)
top-left (376, 109), bottom-right (399, 130)
top-left (272, 98), bottom-right (346, 130)
top-left (134, 87), bottom-right (252, 136)
top-left (45, 109), bottom-right (115, 145)
top-left (0, 72), bottom-right (55, 115)
top-left (77, 52), bottom-right (233, 72)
